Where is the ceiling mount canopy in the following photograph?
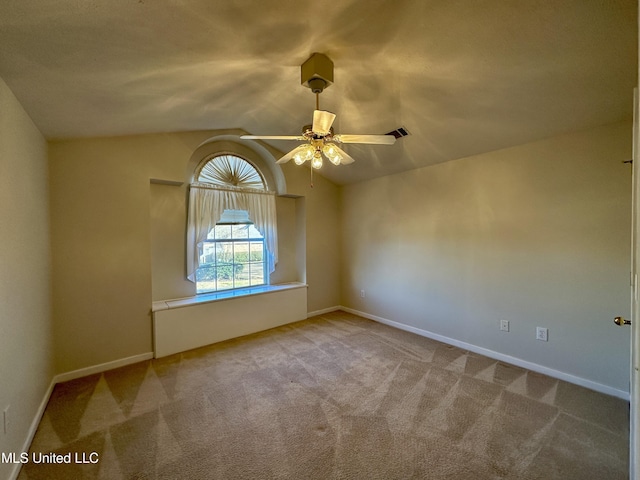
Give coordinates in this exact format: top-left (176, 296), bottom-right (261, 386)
top-left (301, 52), bottom-right (333, 94)
top-left (241, 53), bottom-right (396, 170)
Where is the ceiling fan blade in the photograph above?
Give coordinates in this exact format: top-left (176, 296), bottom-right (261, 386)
top-left (312, 110), bottom-right (336, 135)
top-left (333, 144), bottom-right (355, 165)
top-left (276, 145), bottom-right (306, 164)
top-left (241, 135), bottom-right (305, 141)
top-left (333, 134), bottom-right (396, 145)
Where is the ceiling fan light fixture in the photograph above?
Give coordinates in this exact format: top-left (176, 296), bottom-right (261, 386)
top-left (293, 144), bottom-right (315, 165)
top-left (323, 143), bottom-right (342, 165)
top-left (311, 151), bottom-right (323, 170)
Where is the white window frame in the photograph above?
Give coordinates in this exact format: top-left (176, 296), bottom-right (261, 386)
top-left (196, 218), bottom-right (267, 294)
top-left (187, 153), bottom-right (277, 294)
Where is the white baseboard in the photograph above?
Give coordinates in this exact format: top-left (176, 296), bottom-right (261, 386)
top-left (8, 378), bottom-right (56, 480)
top-left (54, 352), bottom-right (154, 384)
top-left (340, 306), bottom-right (630, 401)
top-left (307, 305), bottom-right (341, 317)
top-left (9, 352), bottom-right (154, 480)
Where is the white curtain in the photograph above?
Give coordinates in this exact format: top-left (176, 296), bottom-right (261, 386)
top-left (186, 182), bottom-right (278, 282)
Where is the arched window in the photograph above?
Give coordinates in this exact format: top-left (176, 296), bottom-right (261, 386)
top-left (187, 154), bottom-right (277, 294)
top-left (196, 154), bottom-right (266, 190)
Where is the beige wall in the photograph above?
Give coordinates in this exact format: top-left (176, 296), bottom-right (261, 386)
top-left (149, 182), bottom-right (194, 301)
top-left (50, 137), bottom-right (156, 373)
top-left (269, 196), bottom-right (303, 286)
top-left (281, 162), bottom-right (341, 313)
top-left (0, 76), bottom-right (53, 479)
top-left (50, 132), bottom-right (341, 373)
top-left (341, 121), bottom-right (632, 392)
top-left (50, 121), bottom-right (630, 391)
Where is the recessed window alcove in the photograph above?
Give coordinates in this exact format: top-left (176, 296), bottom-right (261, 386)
top-left (149, 134), bottom-right (307, 358)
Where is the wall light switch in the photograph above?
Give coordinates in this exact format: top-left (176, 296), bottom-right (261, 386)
top-left (500, 320), bottom-right (509, 332)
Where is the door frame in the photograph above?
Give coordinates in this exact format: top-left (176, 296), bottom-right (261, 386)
top-left (630, 87), bottom-right (639, 480)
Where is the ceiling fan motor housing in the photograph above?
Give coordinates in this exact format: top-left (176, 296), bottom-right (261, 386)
top-left (302, 124), bottom-right (333, 139)
top-left (301, 53), bottom-right (333, 93)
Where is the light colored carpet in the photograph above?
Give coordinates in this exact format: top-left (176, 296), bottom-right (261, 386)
top-left (19, 311), bottom-right (629, 479)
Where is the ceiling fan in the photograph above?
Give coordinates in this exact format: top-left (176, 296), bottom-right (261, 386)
top-left (241, 53), bottom-right (396, 170)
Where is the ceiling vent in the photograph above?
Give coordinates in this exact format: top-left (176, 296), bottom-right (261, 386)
top-left (386, 127), bottom-right (410, 139)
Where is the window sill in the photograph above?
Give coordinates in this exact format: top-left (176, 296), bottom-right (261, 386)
top-left (151, 282), bottom-right (307, 312)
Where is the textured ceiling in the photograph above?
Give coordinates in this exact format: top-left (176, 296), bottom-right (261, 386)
top-left (0, 0), bottom-right (636, 184)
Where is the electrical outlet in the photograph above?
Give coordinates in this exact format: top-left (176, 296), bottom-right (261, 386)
top-left (536, 327), bottom-right (548, 342)
top-left (3, 405), bottom-right (9, 435)
top-left (500, 320), bottom-right (509, 332)
top-left (360, 289), bottom-right (366, 298)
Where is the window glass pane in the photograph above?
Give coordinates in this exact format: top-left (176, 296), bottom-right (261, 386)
top-left (216, 239), bottom-right (235, 286)
top-left (214, 224), bottom-right (231, 239)
top-left (195, 267), bottom-right (217, 293)
top-left (233, 242), bottom-right (249, 263)
top-left (216, 242), bottom-right (233, 264)
top-left (196, 221), bottom-right (267, 293)
top-left (249, 262), bottom-right (264, 284)
top-left (235, 267), bottom-right (250, 288)
top-left (231, 224), bottom-right (249, 238)
top-left (216, 267), bottom-right (234, 290)
top-left (249, 243), bottom-right (263, 261)
top-left (200, 242), bottom-right (216, 265)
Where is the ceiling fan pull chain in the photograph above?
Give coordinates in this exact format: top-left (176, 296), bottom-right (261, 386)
top-left (310, 163), bottom-right (314, 188)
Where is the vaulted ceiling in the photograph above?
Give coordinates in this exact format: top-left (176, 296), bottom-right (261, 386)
top-left (0, 0), bottom-right (636, 184)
